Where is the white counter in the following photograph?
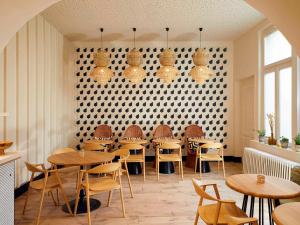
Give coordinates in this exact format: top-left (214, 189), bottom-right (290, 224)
top-left (0, 151), bottom-right (20, 165)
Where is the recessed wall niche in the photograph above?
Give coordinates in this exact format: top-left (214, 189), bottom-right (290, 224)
top-left (75, 46), bottom-right (230, 155)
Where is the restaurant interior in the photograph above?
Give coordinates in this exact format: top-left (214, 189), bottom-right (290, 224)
top-left (1, 0), bottom-right (300, 225)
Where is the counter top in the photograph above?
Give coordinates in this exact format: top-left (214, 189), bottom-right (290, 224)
top-left (0, 151), bottom-right (20, 166)
top-left (249, 140), bottom-right (300, 163)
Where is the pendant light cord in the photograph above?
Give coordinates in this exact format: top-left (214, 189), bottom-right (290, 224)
top-left (166, 27), bottom-right (169, 49)
top-left (199, 27), bottom-right (203, 49)
top-left (100, 28), bottom-right (104, 50)
top-left (133, 27), bottom-right (136, 49)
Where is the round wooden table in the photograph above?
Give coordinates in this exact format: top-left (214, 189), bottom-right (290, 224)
top-left (188, 138), bottom-right (214, 173)
top-left (272, 202), bottom-right (300, 225)
top-left (48, 151), bottom-right (114, 214)
top-left (226, 174), bottom-right (300, 225)
top-left (153, 138), bottom-right (182, 174)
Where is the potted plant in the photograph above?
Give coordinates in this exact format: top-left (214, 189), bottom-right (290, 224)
top-left (257, 129), bottom-right (266, 142)
top-left (294, 133), bottom-right (300, 152)
top-left (280, 136), bottom-right (289, 149)
top-left (267, 113), bottom-right (277, 145)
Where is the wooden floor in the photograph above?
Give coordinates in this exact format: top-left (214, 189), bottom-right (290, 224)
top-left (15, 162), bottom-right (244, 225)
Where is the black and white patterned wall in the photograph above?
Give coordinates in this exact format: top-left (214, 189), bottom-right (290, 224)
top-left (75, 46), bottom-right (230, 155)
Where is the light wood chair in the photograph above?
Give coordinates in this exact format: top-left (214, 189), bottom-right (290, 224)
top-left (122, 143), bottom-right (146, 181)
top-left (195, 142), bottom-right (225, 178)
top-left (74, 162), bottom-right (125, 225)
top-left (156, 142), bottom-right (183, 181)
top-left (83, 141), bottom-right (108, 152)
top-left (23, 162), bottom-right (72, 225)
top-left (113, 148), bottom-right (134, 198)
top-left (124, 124), bottom-right (144, 139)
top-left (192, 178), bottom-right (258, 225)
top-left (51, 147), bottom-right (80, 205)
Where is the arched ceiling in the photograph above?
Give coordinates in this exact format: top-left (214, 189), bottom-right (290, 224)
top-left (41, 0), bottom-right (264, 42)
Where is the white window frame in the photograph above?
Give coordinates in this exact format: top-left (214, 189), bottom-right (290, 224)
top-left (260, 26), bottom-right (298, 142)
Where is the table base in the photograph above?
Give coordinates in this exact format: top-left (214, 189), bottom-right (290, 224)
top-left (127, 162), bottom-right (142, 175)
top-left (62, 198), bottom-right (101, 214)
top-left (159, 162), bottom-right (175, 174)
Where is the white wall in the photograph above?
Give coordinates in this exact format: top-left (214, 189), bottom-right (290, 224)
top-left (0, 15), bottom-right (76, 188)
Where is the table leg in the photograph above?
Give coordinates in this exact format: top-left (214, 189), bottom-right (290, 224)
top-left (249, 196), bottom-right (255, 217)
top-left (267, 199), bottom-right (274, 225)
top-left (242, 195), bottom-right (249, 212)
top-left (259, 198), bottom-right (264, 225)
top-left (62, 189), bottom-right (101, 214)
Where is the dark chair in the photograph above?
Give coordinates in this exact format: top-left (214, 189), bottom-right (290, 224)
top-left (124, 125), bottom-right (144, 139)
top-left (185, 125), bottom-right (204, 168)
top-left (94, 125), bottom-right (113, 150)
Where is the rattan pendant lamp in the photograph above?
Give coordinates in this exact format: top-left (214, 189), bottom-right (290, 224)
top-left (156, 27), bottom-right (179, 84)
top-left (90, 28), bottom-right (114, 85)
top-left (123, 28), bottom-right (146, 84)
top-left (189, 28), bottom-right (214, 84)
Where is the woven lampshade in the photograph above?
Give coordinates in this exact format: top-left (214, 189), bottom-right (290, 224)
top-left (156, 48), bottom-right (179, 84)
top-left (90, 49), bottom-right (114, 85)
top-left (123, 48), bottom-right (146, 83)
top-left (189, 48), bottom-right (213, 84)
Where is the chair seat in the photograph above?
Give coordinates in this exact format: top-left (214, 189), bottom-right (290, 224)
top-left (279, 196), bottom-right (300, 204)
top-left (159, 154), bottom-right (182, 162)
top-left (198, 154), bottom-right (222, 161)
top-left (127, 154), bottom-right (144, 162)
top-left (198, 203), bottom-right (247, 224)
top-left (30, 176), bottom-right (60, 190)
top-left (83, 177), bottom-right (120, 192)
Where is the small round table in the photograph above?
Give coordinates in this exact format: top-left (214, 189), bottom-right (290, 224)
top-left (153, 138), bottom-right (182, 174)
top-left (48, 151), bottom-right (114, 214)
top-left (119, 139), bottom-right (148, 175)
top-left (226, 174), bottom-right (300, 225)
top-left (272, 202), bottom-right (300, 225)
top-left (188, 138), bottom-right (214, 173)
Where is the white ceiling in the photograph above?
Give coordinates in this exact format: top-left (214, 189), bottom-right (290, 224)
top-left (42, 0), bottom-right (264, 42)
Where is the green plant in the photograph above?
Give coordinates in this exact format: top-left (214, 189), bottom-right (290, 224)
top-left (280, 136), bottom-right (289, 143)
top-left (294, 133), bottom-right (300, 145)
top-left (257, 129), bottom-right (266, 137)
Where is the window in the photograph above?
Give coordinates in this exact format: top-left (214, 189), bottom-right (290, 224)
top-left (261, 27), bottom-right (296, 142)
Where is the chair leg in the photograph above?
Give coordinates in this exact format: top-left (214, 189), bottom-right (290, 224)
top-left (22, 187), bottom-right (31, 215)
top-left (125, 163), bottom-right (134, 198)
top-left (194, 211), bottom-right (199, 225)
top-left (119, 188), bottom-right (126, 217)
top-left (36, 187), bottom-right (46, 225)
top-left (199, 160), bottom-right (202, 178)
top-left (212, 184), bottom-right (221, 200)
top-left (107, 190), bottom-right (113, 207)
top-left (143, 161), bottom-right (146, 181)
top-left (180, 160), bottom-right (184, 180)
top-left (222, 160), bottom-right (226, 178)
top-left (194, 157), bottom-right (198, 173)
top-left (49, 190), bottom-right (57, 206)
top-left (56, 188), bottom-right (60, 206)
top-left (58, 184), bottom-right (72, 215)
top-left (157, 159), bottom-right (160, 181)
top-left (86, 187), bottom-right (91, 225)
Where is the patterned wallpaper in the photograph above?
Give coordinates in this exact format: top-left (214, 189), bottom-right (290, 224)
top-left (75, 46), bottom-right (230, 155)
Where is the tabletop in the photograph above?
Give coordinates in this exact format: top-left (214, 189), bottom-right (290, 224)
top-left (272, 202), bottom-right (300, 225)
top-left (226, 174), bottom-right (300, 199)
top-left (84, 139), bottom-right (114, 145)
top-left (120, 139), bottom-right (148, 145)
top-left (152, 138), bottom-right (182, 144)
top-left (188, 138), bottom-right (214, 144)
top-left (47, 151), bottom-right (114, 166)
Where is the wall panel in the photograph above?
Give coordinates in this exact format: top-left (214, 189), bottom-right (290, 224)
top-left (0, 49), bottom-right (4, 140)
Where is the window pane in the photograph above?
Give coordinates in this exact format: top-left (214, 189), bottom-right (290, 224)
top-left (264, 72), bottom-right (275, 136)
top-left (279, 67), bottom-right (292, 141)
top-left (264, 30), bottom-right (292, 65)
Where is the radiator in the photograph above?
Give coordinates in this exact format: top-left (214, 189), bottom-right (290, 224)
top-left (243, 147), bottom-right (300, 180)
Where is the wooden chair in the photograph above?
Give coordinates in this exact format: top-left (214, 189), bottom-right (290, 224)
top-left (124, 124), bottom-right (144, 139)
top-left (153, 124), bottom-right (173, 139)
top-left (185, 125), bottom-right (204, 168)
top-left (23, 162), bottom-right (72, 225)
top-left (94, 124), bottom-right (113, 150)
top-left (51, 147), bottom-right (80, 205)
top-left (113, 148), bottom-right (134, 198)
top-left (74, 162), bottom-right (125, 225)
top-left (156, 142), bottom-right (183, 181)
top-left (83, 141), bottom-right (108, 152)
top-left (195, 142), bottom-right (225, 178)
top-left (192, 178), bottom-right (258, 225)
top-left (122, 143), bottom-right (146, 181)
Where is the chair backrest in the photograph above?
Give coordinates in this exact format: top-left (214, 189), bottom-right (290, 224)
top-left (159, 142), bottom-right (181, 150)
top-left (122, 143), bottom-right (144, 150)
top-left (200, 142), bottom-right (223, 150)
top-left (185, 125), bottom-right (204, 139)
top-left (192, 178), bottom-right (219, 201)
top-left (124, 125), bottom-right (144, 139)
top-left (87, 162), bottom-right (121, 174)
top-left (52, 147), bottom-right (76, 155)
top-left (94, 124), bottom-right (113, 139)
top-left (83, 141), bottom-right (107, 151)
top-left (25, 161), bottom-right (44, 173)
top-left (153, 124), bottom-right (173, 139)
